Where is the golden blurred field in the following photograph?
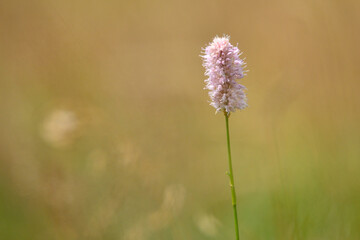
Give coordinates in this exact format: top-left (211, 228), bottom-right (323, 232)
top-left (0, 0), bottom-right (360, 239)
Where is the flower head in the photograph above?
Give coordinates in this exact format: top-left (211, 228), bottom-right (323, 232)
top-left (201, 35), bottom-right (248, 114)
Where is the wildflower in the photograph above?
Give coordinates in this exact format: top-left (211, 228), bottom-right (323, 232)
top-left (201, 35), bottom-right (247, 113)
top-left (201, 35), bottom-right (249, 240)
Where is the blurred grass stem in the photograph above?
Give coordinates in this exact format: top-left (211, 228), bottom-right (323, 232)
top-left (224, 111), bottom-right (240, 240)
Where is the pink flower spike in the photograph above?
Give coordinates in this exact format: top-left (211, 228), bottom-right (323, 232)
top-left (201, 35), bottom-right (248, 114)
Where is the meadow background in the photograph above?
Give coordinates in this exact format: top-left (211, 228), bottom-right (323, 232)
top-left (0, 0), bottom-right (360, 239)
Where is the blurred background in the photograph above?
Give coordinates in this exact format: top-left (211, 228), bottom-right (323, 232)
top-left (0, 0), bottom-right (359, 239)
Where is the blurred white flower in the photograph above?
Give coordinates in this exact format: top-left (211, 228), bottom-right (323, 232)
top-left (41, 109), bottom-right (78, 147)
top-left (195, 213), bottom-right (221, 237)
top-left (161, 184), bottom-right (186, 213)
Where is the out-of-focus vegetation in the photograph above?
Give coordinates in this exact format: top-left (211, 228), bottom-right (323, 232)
top-left (0, 0), bottom-right (359, 239)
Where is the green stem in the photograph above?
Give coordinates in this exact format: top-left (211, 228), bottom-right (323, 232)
top-left (224, 111), bottom-right (240, 240)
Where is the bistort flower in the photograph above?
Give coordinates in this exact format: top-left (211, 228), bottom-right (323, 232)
top-left (201, 35), bottom-right (247, 114)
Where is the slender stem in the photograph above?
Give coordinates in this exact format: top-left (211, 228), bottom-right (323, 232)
top-left (224, 111), bottom-right (240, 240)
